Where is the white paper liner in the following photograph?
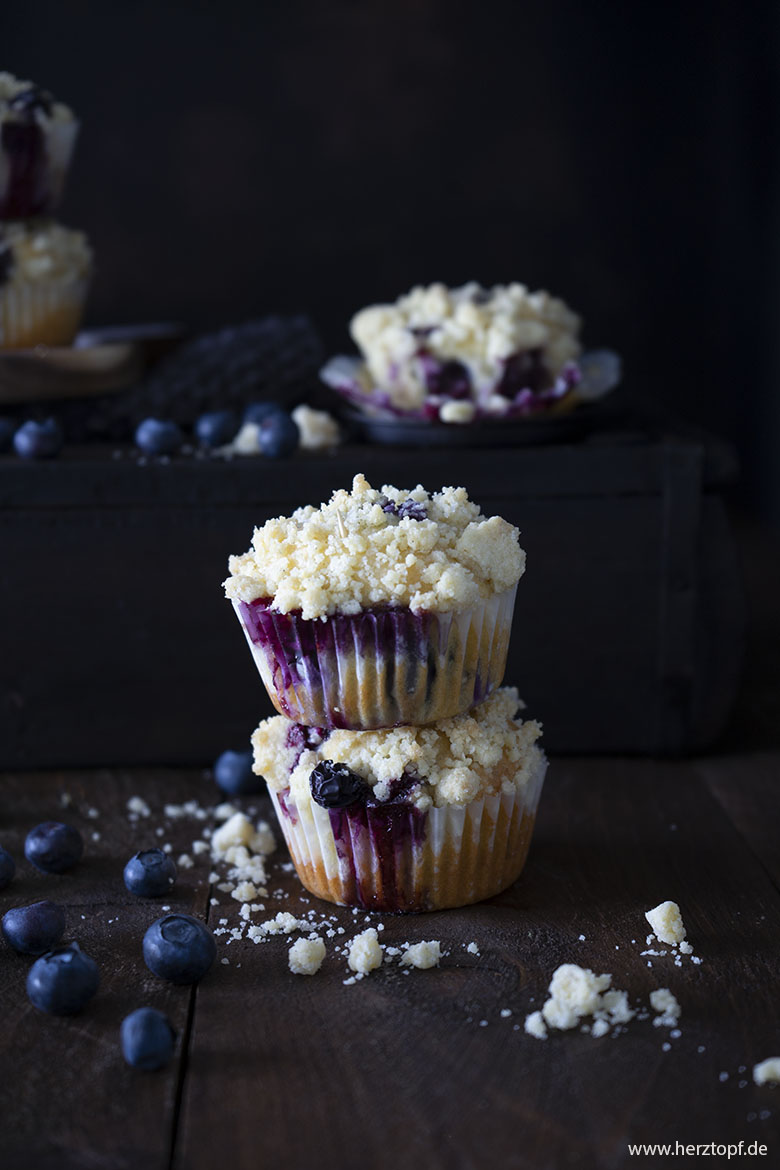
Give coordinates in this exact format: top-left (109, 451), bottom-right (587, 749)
top-left (0, 273), bottom-right (89, 348)
top-left (268, 751), bottom-right (547, 912)
top-left (232, 582), bottom-right (517, 729)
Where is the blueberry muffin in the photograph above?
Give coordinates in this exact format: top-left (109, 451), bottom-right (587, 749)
top-left (0, 219), bottom-right (92, 348)
top-left (320, 281), bottom-right (607, 422)
top-left (252, 687), bottom-right (546, 911)
top-left (225, 474), bottom-right (524, 729)
top-left (0, 73), bottom-right (79, 220)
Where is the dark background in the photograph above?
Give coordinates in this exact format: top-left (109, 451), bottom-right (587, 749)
top-left (6, 0), bottom-right (778, 519)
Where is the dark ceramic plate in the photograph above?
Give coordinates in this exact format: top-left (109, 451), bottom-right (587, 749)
top-left (344, 403), bottom-right (615, 447)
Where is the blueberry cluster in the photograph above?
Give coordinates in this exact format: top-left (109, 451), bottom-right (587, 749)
top-left (0, 806), bottom-right (220, 1072)
top-left (379, 494), bottom-right (428, 522)
top-left (0, 314), bottom-right (325, 458)
top-left (29, 315), bottom-right (323, 445)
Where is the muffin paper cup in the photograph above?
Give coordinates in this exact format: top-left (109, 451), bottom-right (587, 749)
top-left (0, 119), bottom-right (79, 219)
top-left (0, 273), bottom-right (90, 349)
top-left (233, 583), bottom-right (517, 729)
top-left (268, 752), bottom-right (546, 912)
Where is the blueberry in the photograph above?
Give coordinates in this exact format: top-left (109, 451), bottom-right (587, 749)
top-left (134, 417), bottom-right (183, 456)
top-left (2, 900), bottom-right (66, 954)
top-left (120, 1007), bottom-right (176, 1071)
top-left (24, 821), bottom-right (84, 873)
top-left (256, 411), bottom-right (299, 458)
top-left (214, 749), bottom-right (264, 796)
top-left (243, 401), bottom-right (281, 426)
top-left (13, 418), bottom-right (63, 459)
top-left (0, 418), bottom-right (15, 453)
top-left (9, 86), bottom-right (53, 117)
top-left (143, 914), bottom-right (216, 985)
top-left (123, 850), bottom-right (177, 898)
top-left (397, 499), bottom-right (427, 521)
top-left (379, 495), bottom-right (427, 521)
top-left (0, 845), bottom-right (14, 889)
top-left (27, 943), bottom-right (99, 1015)
top-left (309, 760), bottom-right (369, 809)
top-left (195, 409), bottom-right (238, 448)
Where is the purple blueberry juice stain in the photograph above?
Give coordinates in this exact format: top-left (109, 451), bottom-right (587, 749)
top-left (328, 775), bottom-right (428, 912)
top-left (0, 118), bottom-right (49, 219)
top-left (495, 347), bottom-right (551, 400)
top-left (240, 599), bottom-right (436, 726)
top-left (284, 723), bottom-right (326, 769)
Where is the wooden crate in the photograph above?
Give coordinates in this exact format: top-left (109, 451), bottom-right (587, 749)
top-left (0, 423), bottom-right (743, 766)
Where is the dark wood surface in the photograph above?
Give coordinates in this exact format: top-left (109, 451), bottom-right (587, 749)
top-left (1, 750), bottom-right (779, 1170)
top-left (1, 517), bottom-right (779, 1170)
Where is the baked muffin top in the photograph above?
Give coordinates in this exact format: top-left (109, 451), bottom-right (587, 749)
top-left (252, 686), bottom-right (543, 810)
top-left (225, 473), bottom-right (525, 618)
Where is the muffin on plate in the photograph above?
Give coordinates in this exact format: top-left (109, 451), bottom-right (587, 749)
top-left (252, 687), bottom-right (546, 911)
top-left (321, 281), bottom-right (620, 422)
top-left (225, 473), bottom-right (524, 729)
top-left (0, 73), bottom-right (79, 220)
top-left (0, 219), bottom-right (92, 348)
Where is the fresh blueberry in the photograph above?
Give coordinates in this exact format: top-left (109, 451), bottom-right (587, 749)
top-left (0, 846), bottom-right (14, 889)
top-left (134, 417), bottom-right (183, 456)
top-left (256, 411), bottom-right (299, 458)
top-left (309, 760), bottom-right (369, 809)
top-left (143, 914), bottom-right (216, 985)
top-left (13, 418), bottom-right (63, 459)
top-left (123, 850), bottom-right (177, 898)
top-left (243, 401), bottom-right (281, 426)
top-left (24, 821), bottom-right (84, 873)
top-left (2, 900), bottom-right (66, 954)
top-left (120, 1007), bottom-right (177, 1071)
top-left (195, 409), bottom-right (239, 448)
top-left (27, 943), bottom-right (99, 1015)
top-left (0, 418), bottom-right (15, 453)
top-left (214, 749), bottom-right (264, 796)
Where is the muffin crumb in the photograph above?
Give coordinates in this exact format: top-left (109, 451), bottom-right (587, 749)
top-left (645, 901), bottom-right (686, 945)
top-left (347, 927), bottom-right (383, 974)
top-left (400, 941), bottom-right (441, 969)
top-left (289, 936), bottom-right (326, 975)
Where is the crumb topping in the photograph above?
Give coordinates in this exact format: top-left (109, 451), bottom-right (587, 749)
top-left (526, 963), bottom-right (636, 1039)
top-left (400, 941), bottom-right (441, 969)
top-left (645, 901), bottom-right (687, 946)
top-left (347, 927), bottom-right (383, 974)
top-left (0, 220), bottom-right (91, 285)
top-left (650, 987), bottom-right (681, 1027)
top-left (288, 936), bottom-right (326, 975)
top-left (349, 281), bottom-right (581, 408)
top-left (225, 473), bottom-right (525, 617)
top-left (291, 404), bottom-right (341, 450)
top-left (0, 72), bottom-right (75, 124)
top-left (753, 1057), bottom-right (780, 1086)
top-left (252, 687), bottom-right (543, 809)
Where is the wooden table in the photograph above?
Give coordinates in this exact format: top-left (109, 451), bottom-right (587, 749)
top-left (2, 517), bottom-right (779, 1170)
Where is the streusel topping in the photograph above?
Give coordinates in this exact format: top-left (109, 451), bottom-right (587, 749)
top-left (252, 687), bottom-right (543, 809)
top-left (0, 72), bottom-right (75, 125)
top-left (0, 220), bottom-right (92, 285)
top-left (350, 281), bottom-right (581, 408)
top-left (225, 473), bottom-right (525, 618)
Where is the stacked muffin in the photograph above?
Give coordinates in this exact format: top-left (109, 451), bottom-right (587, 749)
top-left (0, 72), bottom-right (92, 349)
top-left (225, 474), bottom-right (546, 912)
